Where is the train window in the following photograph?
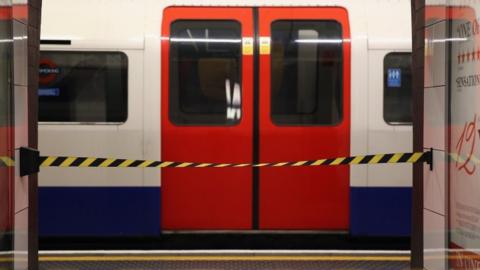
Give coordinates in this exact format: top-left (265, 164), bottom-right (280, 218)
top-left (271, 20), bottom-right (343, 125)
top-left (383, 52), bottom-right (412, 125)
top-left (169, 20), bottom-right (242, 125)
top-left (0, 21), bottom-right (12, 128)
top-left (38, 51), bottom-right (128, 123)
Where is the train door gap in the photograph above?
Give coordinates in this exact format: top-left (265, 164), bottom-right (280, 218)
top-left (252, 6), bottom-right (260, 230)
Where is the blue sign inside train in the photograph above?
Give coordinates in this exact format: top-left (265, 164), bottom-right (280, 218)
top-left (387, 68), bottom-right (401, 88)
top-left (39, 88), bottom-right (60, 97)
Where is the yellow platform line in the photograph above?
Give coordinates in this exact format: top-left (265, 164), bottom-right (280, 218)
top-left (36, 255), bottom-right (410, 262)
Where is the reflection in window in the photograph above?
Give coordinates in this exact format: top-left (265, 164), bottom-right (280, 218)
top-left (0, 15), bottom-right (13, 256)
top-left (38, 51), bottom-right (128, 123)
top-left (271, 20), bottom-right (343, 125)
top-left (0, 20), bottom-right (12, 128)
top-left (383, 53), bottom-right (412, 124)
top-left (169, 20), bottom-right (242, 125)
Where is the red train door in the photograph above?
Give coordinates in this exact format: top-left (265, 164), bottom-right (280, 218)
top-left (161, 7), bottom-right (254, 229)
top-left (258, 8), bottom-right (351, 229)
top-left (162, 7), bottom-right (350, 230)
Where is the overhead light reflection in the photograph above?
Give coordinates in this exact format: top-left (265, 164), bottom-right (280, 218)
top-left (430, 37), bottom-right (468, 43)
top-left (294, 39), bottom-right (344, 44)
top-left (13, 35), bottom-right (27, 41)
top-left (170, 38), bottom-right (241, 43)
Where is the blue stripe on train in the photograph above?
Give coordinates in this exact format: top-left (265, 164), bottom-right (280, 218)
top-left (39, 186), bottom-right (411, 237)
top-left (350, 187), bottom-right (412, 237)
top-left (39, 187), bottom-right (161, 237)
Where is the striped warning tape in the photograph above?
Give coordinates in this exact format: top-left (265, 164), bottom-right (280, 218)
top-left (0, 151), bottom-right (433, 169)
top-left (0, 156), bottom-right (14, 168)
top-left (449, 152), bottom-right (480, 164)
top-left (38, 152), bottom-right (431, 168)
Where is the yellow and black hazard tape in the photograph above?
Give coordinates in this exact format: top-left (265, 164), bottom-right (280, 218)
top-left (0, 150), bottom-right (433, 169)
top-left (449, 152), bottom-right (480, 164)
top-left (37, 151), bottom-right (432, 168)
top-left (0, 156), bottom-right (14, 168)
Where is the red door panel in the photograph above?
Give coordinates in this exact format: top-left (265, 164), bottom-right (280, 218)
top-left (258, 7), bottom-right (351, 229)
top-left (161, 7), bottom-right (254, 229)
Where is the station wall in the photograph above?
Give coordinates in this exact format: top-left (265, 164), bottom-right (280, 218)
top-left (423, 1), bottom-right (480, 270)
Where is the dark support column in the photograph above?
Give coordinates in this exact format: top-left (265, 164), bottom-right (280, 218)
top-left (27, 0), bottom-right (41, 269)
top-left (411, 0), bottom-right (425, 268)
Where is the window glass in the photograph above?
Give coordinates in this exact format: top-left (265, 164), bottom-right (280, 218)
top-left (38, 51), bottom-right (128, 123)
top-left (0, 11), bottom-right (13, 258)
top-left (271, 20), bottom-right (343, 125)
top-left (383, 52), bottom-right (412, 124)
top-left (169, 20), bottom-right (242, 125)
top-left (0, 20), bottom-right (12, 128)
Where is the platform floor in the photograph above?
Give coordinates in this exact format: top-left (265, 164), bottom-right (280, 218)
top-left (37, 251), bottom-right (411, 270)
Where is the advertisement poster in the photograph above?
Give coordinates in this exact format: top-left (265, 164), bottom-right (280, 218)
top-left (449, 4), bottom-right (480, 269)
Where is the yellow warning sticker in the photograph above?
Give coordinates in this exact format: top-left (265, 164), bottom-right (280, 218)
top-left (259, 37), bottom-right (270, 55)
top-left (242, 37), bottom-right (253, 55)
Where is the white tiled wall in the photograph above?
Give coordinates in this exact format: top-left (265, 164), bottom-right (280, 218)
top-left (424, 150), bottom-right (445, 216)
top-left (12, 20), bottom-right (27, 87)
top-left (424, 21), bottom-right (446, 88)
top-left (13, 208), bottom-right (28, 270)
top-left (424, 209), bottom-right (447, 270)
top-left (424, 87), bottom-right (446, 151)
top-left (425, 0), bottom-right (446, 27)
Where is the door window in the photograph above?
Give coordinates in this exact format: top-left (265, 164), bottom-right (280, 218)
top-left (169, 20), bottom-right (242, 125)
top-left (383, 52), bottom-right (412, 124)
top-left (270, 20), bottom-right (343, 125)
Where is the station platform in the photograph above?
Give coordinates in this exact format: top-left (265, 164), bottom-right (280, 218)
top-left (37, 251), bottom-right (410, 270)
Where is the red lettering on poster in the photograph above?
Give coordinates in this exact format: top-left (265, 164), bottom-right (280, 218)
top-left (455, 114), bottom-right (477, 175)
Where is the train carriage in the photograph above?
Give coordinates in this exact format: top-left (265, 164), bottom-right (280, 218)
top-left (38, 0), bottom-right (413, 238)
